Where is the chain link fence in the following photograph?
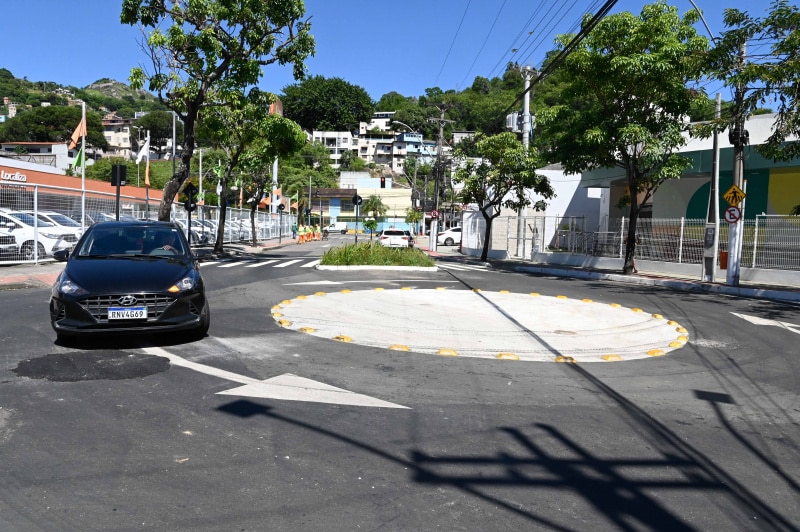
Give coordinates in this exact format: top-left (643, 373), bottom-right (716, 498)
top-left (486, 214), bottom-right (800, 271)
top-left (0, 182), bottom-right (296, 265)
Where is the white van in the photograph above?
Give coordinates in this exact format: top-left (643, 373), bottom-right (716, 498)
top-left (326, 222), bottom-right (348, 234)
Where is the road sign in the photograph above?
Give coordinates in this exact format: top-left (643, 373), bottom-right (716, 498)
top-left (431, 210), bottom-right (439, 219)
top-left (724, 205), bottom-right (741, 224)
top-left (723, 184), bottom-right (746, 206)
top-left (352, 194), bottom-right (363, 205)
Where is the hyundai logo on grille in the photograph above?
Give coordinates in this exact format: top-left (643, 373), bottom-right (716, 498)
top-left (117, 295), bottom-right (138, 306)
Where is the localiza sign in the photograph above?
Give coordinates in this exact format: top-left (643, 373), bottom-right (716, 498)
top-left (1, 169), bottom-right (28, 183)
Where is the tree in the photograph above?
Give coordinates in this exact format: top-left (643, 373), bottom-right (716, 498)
top-left (199, 89), bottom-right (306, 251)
top-left (362, 194), bottom-right (388, 221)
top-left (133, 110), bottom-right (183, 157)
top-left (281, 75), bottom-right (374, 131)
top-left (705, 1), bottom-right (800, 162)
top-left (534, 1), bottom-right (708, 274)
top-left (0, 105), bottom-right (108, 150)
top-left (121, 0), bottom-right (314, 222)
top-left (453, 132), bottom-right (554, 261)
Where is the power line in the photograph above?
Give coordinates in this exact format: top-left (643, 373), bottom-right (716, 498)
top-left (456, 0), bottom-right (508, 90)
top-left (433, 0), bottom-right (473, 88)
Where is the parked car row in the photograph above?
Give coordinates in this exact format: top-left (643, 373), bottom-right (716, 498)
top-left (0, 208), bottom-right (80, 261)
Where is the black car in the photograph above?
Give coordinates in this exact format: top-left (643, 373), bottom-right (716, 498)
top-left (49, 221), bottom-right (210, 341)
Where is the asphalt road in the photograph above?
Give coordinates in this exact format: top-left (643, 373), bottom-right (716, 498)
top-left (2, 234), bottom-right (800, 531)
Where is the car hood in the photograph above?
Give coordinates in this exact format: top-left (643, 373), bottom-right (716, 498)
top-left (64, 256), bottom-right (196, 293)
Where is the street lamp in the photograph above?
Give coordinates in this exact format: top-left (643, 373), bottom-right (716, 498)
top-left (314, 188), bottom-right (322, 227)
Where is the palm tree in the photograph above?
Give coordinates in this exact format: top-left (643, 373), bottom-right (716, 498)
top-left (362, 194), bottom-right (388, 240)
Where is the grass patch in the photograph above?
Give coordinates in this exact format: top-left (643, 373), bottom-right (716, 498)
top-left (320, 242), bottom-right (435, 267)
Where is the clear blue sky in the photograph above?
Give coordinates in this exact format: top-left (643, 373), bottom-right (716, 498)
top-left (4, 0), bottom-right (765, 103)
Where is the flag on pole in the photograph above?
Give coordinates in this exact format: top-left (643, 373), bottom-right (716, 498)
top-left (71, 147), bottom-right (84, 170)
top-left (136, 138), bottom-right (150, 164)
top-left (274, 187), bottom-right (282, 198)
top-left (69, 116), bottom-right (86, 150)
top-left (290, 191), bottom-right (299, 210)
top-left (144, 157), bottom-right (151, 187)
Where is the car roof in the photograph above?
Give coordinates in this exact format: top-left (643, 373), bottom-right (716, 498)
top-left (88, 220), bottom-right (180, 231)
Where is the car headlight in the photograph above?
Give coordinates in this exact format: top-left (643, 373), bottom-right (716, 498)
top-left (168, 276), bottom-right (196, 293)
top-left (58, 276), bottom-right (87, 296)
top-left (41, 232), bottom-right (62, 240)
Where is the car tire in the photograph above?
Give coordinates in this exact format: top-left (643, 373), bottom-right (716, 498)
top-left (444, 237), bottom-right (454, 246)
top-left (20, 241), bottom-right (46, 261)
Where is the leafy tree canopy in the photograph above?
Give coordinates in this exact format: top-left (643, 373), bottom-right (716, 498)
top-left (0, 105), bottom-right (109, 150)
top-left (281, 75), bottom-right (374, 131)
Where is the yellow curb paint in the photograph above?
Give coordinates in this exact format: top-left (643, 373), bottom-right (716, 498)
top-left (496, 352), bottom-right (519, 360)
top-left (676, 335), bottom-right (689, 343)
top-left (278, 320), bottom-right (291, 327)
top-left (472, 288), bottom-right (481, 292)
top-left (296, 295), bottom-right (307, 300)
top-left (676, 327), bottom-right (688, 334)
top-left (333, 335), bottom-right (352, 342)
top-left (401, 286), bottom-right (413, 291)
top-left (556, 295), bottom-right (568, 299)
top-left (281, 300), bottom-right (292, 305)
top-left (582, 298), bottom-right (593, 303)
top-left (601, 354), bottom-right (623, 361)
top-left (647, 349), bottom-right (666, 357)
top-left (669, 341), bottom-right (685, 348)
top-left (340, 289), bottom-right (352, 294)
top-left (555, 355), bottom-right (576, 363)
top-left (610, 303), bottom-right (622, 308)
top-left (435, 287), bottom-right (447, 291)
top-left (271, 305), bottom-right (282, 311)
top-left (651, 313), bottom-right (663, 319)
top-left (667, 320), bottom-right (679, 326)
top-left (389, 344), bottom-right (410, 351)
top-left (314, 292), bottom-right (326, 296)
top-left (298, 327), bottom-right (315, 333)
top-left (530, 292), bottom-right (540, 297)
top-left (499, 290), bottom-right (510, 294)
top-left (437, 348), bottom-right (459, 356)
top-left (272, 312), bottom-right (283, 317)
top-left (374, 287), bottom-right (385, 291)
top-left (631, 308), bottom-right (643, 313)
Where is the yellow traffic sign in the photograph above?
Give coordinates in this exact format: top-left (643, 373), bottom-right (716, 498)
top-left (723, 184), bottom-right (746, 206)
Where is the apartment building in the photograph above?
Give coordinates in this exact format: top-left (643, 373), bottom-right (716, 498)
top-left (102, 112), bottom-right (134, 159)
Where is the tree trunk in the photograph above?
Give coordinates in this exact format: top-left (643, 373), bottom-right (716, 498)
top-left (624, 198), bottom-right (640, 275)
top-left (213, 178), bottom-right (228, 254)
top-left (480, 209), bottom-right (494, 262)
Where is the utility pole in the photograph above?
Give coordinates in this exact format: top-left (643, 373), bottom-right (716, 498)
top-left (517, 65), bottom-right (537, 257)
top-left (427, 106), bottom-right (453, 252)
top-left (727, 42), bottom-right (748, 287)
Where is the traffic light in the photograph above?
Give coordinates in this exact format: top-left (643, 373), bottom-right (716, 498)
top-left (380, 176), bottom-right (386, 188)
top-left (183, 182), bottom-right (198, 212)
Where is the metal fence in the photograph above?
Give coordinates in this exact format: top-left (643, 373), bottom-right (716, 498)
top-left (0, 182), bottom-right (296, 265)
top-left (494, 215), bottom-right (800, 271)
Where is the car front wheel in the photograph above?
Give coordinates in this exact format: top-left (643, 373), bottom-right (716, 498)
top-left (444, 237), bottom-right (454, 246)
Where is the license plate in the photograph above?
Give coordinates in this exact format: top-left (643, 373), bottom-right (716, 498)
top-left (108, 307), bottom-right (148, 320)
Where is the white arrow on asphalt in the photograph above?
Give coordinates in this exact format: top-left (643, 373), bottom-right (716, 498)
top-left (142, 347), bottom-right (409, 409)
top-left (731, 312), bottom-right (800, 335)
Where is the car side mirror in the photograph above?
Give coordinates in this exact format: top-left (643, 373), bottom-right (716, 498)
top-left (53, 249), bottom-right (70, 262)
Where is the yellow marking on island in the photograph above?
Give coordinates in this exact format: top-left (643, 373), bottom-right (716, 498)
top-left (496, 352), bottom-right (519, 360)
top-left (676, 335), bottom-right (689, 343)
top-left (340, 289), bottom-right (352, 294)
top-left (281, 300), bottom-right (292, 305)
top-left (296, 295), bottom-right (307, 300)
top-left (669, 341), bottom-right (685, 348)
top-left (582, 298), bottom-right (593, 303)
top-left (652, 313), bottom-right (663, 319)
top-left (631, 308), bottom-right (643, 313)
top-left (374, 287), bottom-right (385, 291)
top-left (278, 320), bottom-right (291, 327)
top-left (602, 354), bottom-right (623, 362)
top-left (298, 327), bottom-right (315, 333)
top-left (271, 305), bottom-right (282, 311)
top-left (435, 287), bottom-right (447, 291)
top-left (555, 355), bottom-right (576, 363)
top-left (610, 303), bottom-right (622, 308)
top-left (401, 286), bottom-right (413, 291)
top-left (333, 335), bottom-right (352, 342)
top-left (667, 320), bottom-right (679, 326)
top-left (272, 312), bottom-right (283, 317)
top-left (472, 288), bottom-right (481, 292)
top-left (389, 344), bottom-right (410, 351)
top-left (676, 326), bottom-right (688, 334)
top-left (438, 348), bottom-right (459, 356)
top-left (647, 349), bottom-right (666, 357)
top-left (557, 295), bottom-right (568, 299)
top-left (530, 292), bottom-right (540, 297)
top-left (314, 292), bottom-right (326, 296)
top-left (499, 290), bottom-right (510, 294)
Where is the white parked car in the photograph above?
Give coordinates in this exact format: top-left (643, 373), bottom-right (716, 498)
top-left (0, 209), bottom-right (78, 260)
top-left (379, 228), bottom-right (413, 248)
top-left (30, 211), bottom-right (84, 239)
top-left (437, 226), bottom-right (462, 246)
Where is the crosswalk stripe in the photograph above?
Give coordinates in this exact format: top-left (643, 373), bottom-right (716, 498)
top-left (245, 259), bottom-right (279, 268)
top-left (302, 259), bottom-right (321, 268)
top-left (439, 263), bottom-right (487, 272)
top-left (274, 259), bottom-right (304, 268)
top-left (217, 261), bottom-right (242, 268)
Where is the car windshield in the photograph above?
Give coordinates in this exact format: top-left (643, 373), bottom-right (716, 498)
top-left (46, 213), bottom-right (81, 227)
top-left (75, 226), bottom-right (187, 257)
top-left (10, 212), bottom-right (55, 227)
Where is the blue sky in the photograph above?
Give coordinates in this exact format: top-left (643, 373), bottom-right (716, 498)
top-left (3, 0), bottom-right (767, 103)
